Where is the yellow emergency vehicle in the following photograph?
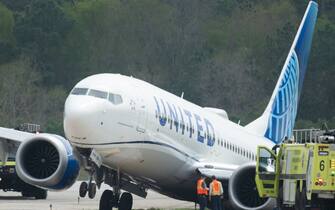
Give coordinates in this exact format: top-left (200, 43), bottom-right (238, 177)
top-left (255, 131), bottom-right (335, 210)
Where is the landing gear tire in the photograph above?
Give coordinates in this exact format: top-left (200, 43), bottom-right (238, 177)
top-left (277, 186), bottom-right (293, 210)
top-left (79, 182), bottom-right (88, 198)
top-left (99, 190), bottom-right (118, 210)
top-left (88, 182), bottom-right (97, 199)
top-left (119, 192), bottom-right (133, 210)
top-left (34, 189), bottom-right (48, 199)
top-left (295, 187), bottom-right (307, 210)
top-left (21, 191), bottom-right (32, 197)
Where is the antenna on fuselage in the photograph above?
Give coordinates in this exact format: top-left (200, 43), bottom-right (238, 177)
top-left (181, 92), bottom-right (184, 99)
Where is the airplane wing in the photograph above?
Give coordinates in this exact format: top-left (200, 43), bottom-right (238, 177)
top-left (0, 127), bottom-right (35, 164)
top-left (195, 161), bottom-right (239, 180)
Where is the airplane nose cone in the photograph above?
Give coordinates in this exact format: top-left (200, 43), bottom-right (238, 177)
top-left (63, 97), bottom-right (106, 142)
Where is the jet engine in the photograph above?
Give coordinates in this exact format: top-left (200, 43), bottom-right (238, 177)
top-left (228, 163), bottom-right (275, 210)
top-left (16, 134), bottom-right (80, 190)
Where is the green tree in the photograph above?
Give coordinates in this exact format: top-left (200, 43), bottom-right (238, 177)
top-left (0, 2), bottom-right (15, 63)
top-left (14, 0), bottom-right (73, 85)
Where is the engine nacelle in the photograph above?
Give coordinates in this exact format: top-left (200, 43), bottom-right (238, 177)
top-left (228, 163), bottom-right (275, 210)
top-left (16, 134), bottom-right (80, 190)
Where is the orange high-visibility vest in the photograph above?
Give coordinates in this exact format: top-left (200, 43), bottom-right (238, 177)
top-left (211, 180), bottom-right (221, 195)
top-left (197, 178), bottom-right (208, 195)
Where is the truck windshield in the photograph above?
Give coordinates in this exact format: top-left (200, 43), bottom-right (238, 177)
top-left (259, 148), bottom-right (276, 173)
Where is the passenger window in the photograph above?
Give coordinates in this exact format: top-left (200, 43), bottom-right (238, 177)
top-left (88, 89), bottom-right (108, 99)
top-left (108, 93), bottom-right (123, 105)
top-left (71, 88), bottom-right (88, 95)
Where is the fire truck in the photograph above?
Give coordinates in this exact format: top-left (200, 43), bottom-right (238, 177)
top-left (255, 130), bottom-right (335, 210)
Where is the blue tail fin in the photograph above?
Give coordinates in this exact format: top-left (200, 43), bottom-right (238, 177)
top-left (245, 1), bottom-right (318, 144)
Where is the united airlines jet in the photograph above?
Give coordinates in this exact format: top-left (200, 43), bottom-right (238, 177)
top-left (0, 1), bottom-right (318, 210)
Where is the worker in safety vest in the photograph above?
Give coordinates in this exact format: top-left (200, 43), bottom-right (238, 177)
top-left (196, 174), bottom-right (208, 210)
top-left (209, 175), bottom-right (223, 210)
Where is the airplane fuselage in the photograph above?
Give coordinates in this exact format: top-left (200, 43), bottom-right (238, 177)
top-left (63, 73), bottom-right (274, 200)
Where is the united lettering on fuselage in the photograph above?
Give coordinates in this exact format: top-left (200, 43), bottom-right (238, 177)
top-left (153, 96), bottom-right (215, 147)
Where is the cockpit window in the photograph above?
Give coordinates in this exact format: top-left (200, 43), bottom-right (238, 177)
top-left (108, 93), bottom-right (123, 105)
top-left (88, 89), bottom-right (108, 99)
top-left (71, 88), bottom-right (88, 95)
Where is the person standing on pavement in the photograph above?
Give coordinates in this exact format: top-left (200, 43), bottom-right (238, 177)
top-left (209, 175), bottom-right (223, 210)
top-left (197, 174), bottom-right (208, 210)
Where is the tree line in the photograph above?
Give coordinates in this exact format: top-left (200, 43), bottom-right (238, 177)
top-left (0, 0), bottom-right (334, 135)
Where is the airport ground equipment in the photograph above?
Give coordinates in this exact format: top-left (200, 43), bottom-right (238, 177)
top-left (0, 158), bottom-right (47, 199)
top-left (256, 130), bottom-right (335, 209)
top-left (0, 123), bottom-right (47, 199)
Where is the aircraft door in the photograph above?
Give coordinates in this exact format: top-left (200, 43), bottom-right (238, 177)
top-left (255, 146), bottom-right (279, 198)
top-left (135, 97), bottom-right (147, 134)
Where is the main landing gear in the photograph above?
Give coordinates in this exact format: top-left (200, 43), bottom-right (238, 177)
top-left (78, 165), bottom-right (134, 210)
top-left (99, 190), bottom-right (133, 210)
top-left (99, 168), bottom-right (133, 210)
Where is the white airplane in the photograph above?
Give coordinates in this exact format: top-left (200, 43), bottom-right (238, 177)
top-left (0, 1), bottom-right (318, 210)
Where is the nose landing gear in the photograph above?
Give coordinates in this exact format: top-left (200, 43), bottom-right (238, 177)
top-left (79, 182), bottom-right (88, 198)
top-left (79, 181), bottom-right (97, 199)
top-left (76, 152), bottom-right (137, 210)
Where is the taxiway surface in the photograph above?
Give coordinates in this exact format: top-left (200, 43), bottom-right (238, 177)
top-left (0, 182), bottom-right (194, 210)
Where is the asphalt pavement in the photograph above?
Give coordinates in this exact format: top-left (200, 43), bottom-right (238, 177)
top-left (0, 182), bottom-right (194, 210)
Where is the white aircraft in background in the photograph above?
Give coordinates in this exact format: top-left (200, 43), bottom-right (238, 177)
top-left (0, 1), bottom-right (318, 210)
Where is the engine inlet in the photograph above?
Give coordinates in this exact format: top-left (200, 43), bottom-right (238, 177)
top-left (22, 140), bottom-right (60, 179)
